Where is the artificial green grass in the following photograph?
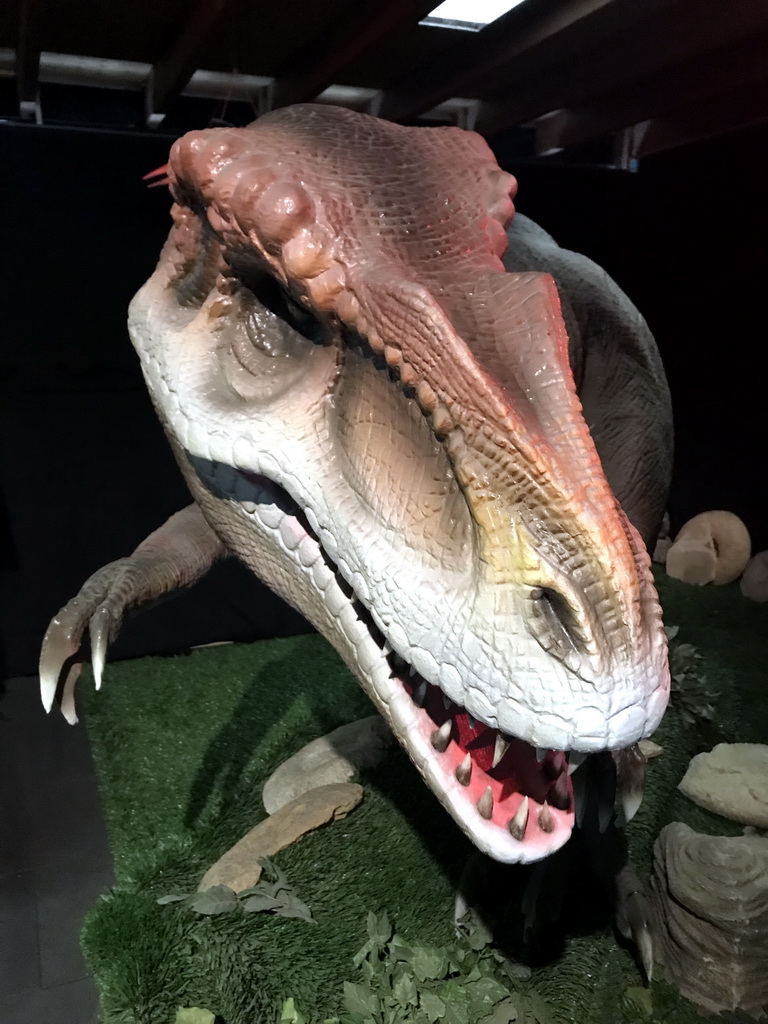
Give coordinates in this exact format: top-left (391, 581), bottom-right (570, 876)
top-left (80, 573), bottom-right (768, 1024)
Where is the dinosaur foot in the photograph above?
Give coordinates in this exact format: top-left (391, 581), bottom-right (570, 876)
top-left (39, 558), bottom-right (135, 723)
top-left (40, 504), bottom-right (224, 722)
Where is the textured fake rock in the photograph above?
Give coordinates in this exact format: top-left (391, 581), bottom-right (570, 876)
top-left (666, 510), bottom-right (751, 586)
top-left (652, 511), bottom-right (672, 564)
top-left (741, 551), bottom-right (768, 602)
top-left (651, 822), bottom-right (768, 1016)
top-left (262, 715), bottom-right (392, 814)
top-left (678, 743), bottom-right (768, 828)
top-left (638, 738), bottom-right (663, 760)
top-left (198, 783), bottom-right (363, 892)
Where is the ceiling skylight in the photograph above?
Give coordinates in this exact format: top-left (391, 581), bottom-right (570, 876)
top-left (421, 0), bottom-right (527, 32)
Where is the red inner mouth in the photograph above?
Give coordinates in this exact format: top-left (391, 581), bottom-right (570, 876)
top-left (404, 676), bottom-right (575, 842)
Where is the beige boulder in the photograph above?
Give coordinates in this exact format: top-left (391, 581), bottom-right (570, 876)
top-left (262, 715), bottom-right (392, 814)
top-left (678, 743), bottom-right (768, 828)
top-left (666, 510), bottom-right (751, 586)
top-left (199, 783), bottom-right (363, 893)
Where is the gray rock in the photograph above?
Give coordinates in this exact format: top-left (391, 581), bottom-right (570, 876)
top-left (199, 782), bottom-right (364, 893)
top-left (651, 822), bottom-right (768, 1016)
top-left (262, 715), bottom-right (392, 814)
top-left (678, 743), bottom-right (768, 828)
top-left (741, 550), bottom-right (768, 603)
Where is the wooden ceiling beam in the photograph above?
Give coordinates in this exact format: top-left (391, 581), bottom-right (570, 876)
top-left (478, 0), bottom-right (768, 136)
top-left (16, 0), bottom-right (42, 121)
top-left (532, 27), bottom-right (768, 154)
top-left (637, 81), bottom-right (768, 159)
top-left (376, 0), bottom-right (663, 125)
top-left (271, 0), bottom-right (437, 110)
top-left (145, 0), bottom-right (232, 126)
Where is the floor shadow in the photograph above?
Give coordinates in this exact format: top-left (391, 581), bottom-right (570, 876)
top-left (183, 645), bottom-right (366, 830)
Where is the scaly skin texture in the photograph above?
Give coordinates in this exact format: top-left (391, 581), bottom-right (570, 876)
top-left (41, 105), bottom-right (670, 867)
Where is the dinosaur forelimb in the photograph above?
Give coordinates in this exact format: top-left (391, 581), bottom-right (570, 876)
top-left (40, 503), bottom-right (224, 722)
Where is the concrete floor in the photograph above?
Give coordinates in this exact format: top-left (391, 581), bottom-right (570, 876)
top-left (0, 676), bottom-right (113, 1024)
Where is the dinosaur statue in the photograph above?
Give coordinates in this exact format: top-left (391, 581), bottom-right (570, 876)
top-left (40, 106), bottom-right (671, 875)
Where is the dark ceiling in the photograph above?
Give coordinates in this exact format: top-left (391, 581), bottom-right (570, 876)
top-left (3, 0), bottom-right (768, 163)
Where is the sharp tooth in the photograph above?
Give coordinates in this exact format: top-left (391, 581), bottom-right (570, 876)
top-left (508, 796), bottom-right (529, 841)
top-left (477, 786), bottom-right (494, 820)
top-left (549, 772), bottom-right (572, 811)
top-left (413, 680), bottom-right (428, 707)
top-left (617, 788), bottom-right (643, 827)
top-left (492, 733), bottom-right (510, 769)
top-left (409, 665), bottom-right (417, 677)
top-left (381, 642), bottom-right (392, 657)
top-left (544, 751), bottom-right (567, 779)
top-left (431, 719), bottom-right (452, 752)
top-left (612, 744), bottom-right (647, 826)
top-left (442, 694), bottom-right (452, 711)
top-left (568, 751), bottom-right (588, 775)
top-left (467, 715), bottom-right (478, 730)
top-left (537, 801), bottom-right (555, 833)
top-left (572, 763), bottom-right (589, 828)
top-left (455, 753), bottom-right (472, 786)
top-left (535, 747), bottom-right (548, 762)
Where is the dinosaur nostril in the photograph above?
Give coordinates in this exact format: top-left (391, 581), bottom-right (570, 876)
top-left (529, 585), bottom-right (588, 659)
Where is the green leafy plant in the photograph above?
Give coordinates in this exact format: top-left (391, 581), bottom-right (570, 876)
top-left (157, 857), bottom-right (314, 922)
top-left (664, 626), bottom-right (719, 726)
top-left (314, 909), bottom-right (557, 1024)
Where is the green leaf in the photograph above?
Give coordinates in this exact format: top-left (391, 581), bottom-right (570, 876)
top-left (157, 894), bottom-right (188, 905)
top-left (258, 857), bottom-right (290, 896)
top-left (353, 939), bottom-right (375, 968)
top-left (442, 1004), bottom-right (470, 1024)
top-left (241, 893), bottom-right (282, 913)
top-left (175, 1009), bottom-right (215, 1024)
top-left (412, 946), bottom-right (447, 982)
top-left (280, 997), bottom-right (308, 1023)
top-left (420, 991), bottom-right (447, 1022)
top-left (389, 935), bottom-right (415, 964)
top-left (465, 977), bottom-right (510, 1017)
top-left (367, 909), bottom-right (392, 947)
top-left (392, 969), bottom-right (418, 1009)
top-left (187, 885), bottom-right (239, 915)
top-left (343, 982), bottom-right (381, 1018)
top-left (621, 986), bottom-right (653, 1020)
top-left (522, 991), bottom-right (555, 1024)
top-left (275, 897), bottom-right (315, 923)
top-left (479, 998), bottom-right (520, 1023)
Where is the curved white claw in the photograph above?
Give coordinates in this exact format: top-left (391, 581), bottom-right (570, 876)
top-left (60, 663), bottom-right (82, 725)
top-left (89, 605), bottom-right (112, 691)
top-left (39, 617), bottom-right (79, 713)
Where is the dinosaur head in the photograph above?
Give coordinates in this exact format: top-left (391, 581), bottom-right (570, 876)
top-left (129, 105), bottom-right (669, 864)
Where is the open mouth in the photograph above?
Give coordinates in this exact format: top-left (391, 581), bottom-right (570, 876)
top-left (189, 457), bottom-right (606, 863)
top-left (387, 651), bottom-right (577, 861)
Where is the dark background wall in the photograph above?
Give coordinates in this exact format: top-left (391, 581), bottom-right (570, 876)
top-left (2, 121), bottom-right (766, 677)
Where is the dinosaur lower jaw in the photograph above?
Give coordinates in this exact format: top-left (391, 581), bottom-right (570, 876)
top-left (386, 655), bottom-right (575, 862)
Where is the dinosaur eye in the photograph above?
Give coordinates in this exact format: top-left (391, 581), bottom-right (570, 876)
top-left (231, 260), bottom-right (326, 345)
